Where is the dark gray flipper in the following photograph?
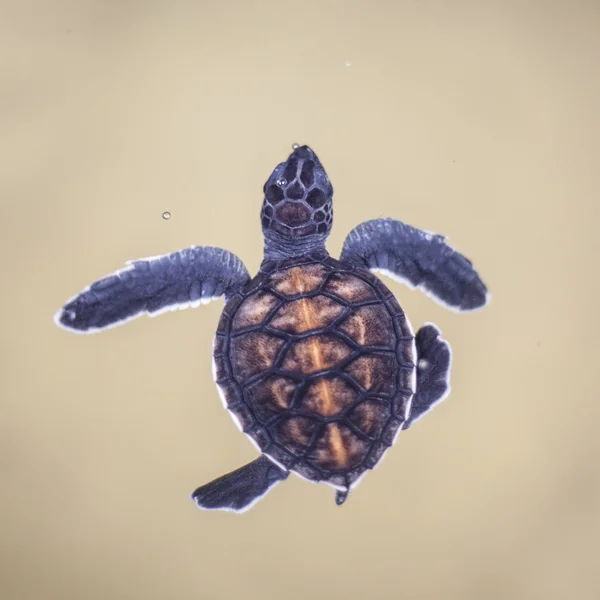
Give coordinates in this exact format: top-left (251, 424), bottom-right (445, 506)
top-left (54, 246), bottom-right (250, 333)
top-left (340, 218), bottom-right (489, 311)
top-left (192, 455), bottom-right (289, 513)
top-left (403, 323), bottom-right (452, 429)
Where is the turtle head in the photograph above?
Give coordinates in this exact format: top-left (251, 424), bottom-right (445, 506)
top-left (261, 145), bottom-right (333, 259)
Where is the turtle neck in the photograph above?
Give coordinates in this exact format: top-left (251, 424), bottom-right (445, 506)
top-left (262, 230), bottom-right (329, 261)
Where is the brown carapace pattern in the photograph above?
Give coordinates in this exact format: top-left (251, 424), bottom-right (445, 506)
top-left (213, 253), bottom-right (416, 490)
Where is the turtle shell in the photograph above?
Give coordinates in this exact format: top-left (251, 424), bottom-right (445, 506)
top-left (212, 253), bottom-right (416, 491)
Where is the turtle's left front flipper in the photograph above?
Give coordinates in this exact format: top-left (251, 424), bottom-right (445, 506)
top-left (55, 246), bottom-right (250, 333)
top-left (340, 218), bottom-right (489, 312)
top-left (192, 455), bottom-right (289, 513)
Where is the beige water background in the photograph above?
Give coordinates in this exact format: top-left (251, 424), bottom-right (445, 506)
top-left (2, 1), bottom-right (599, 599)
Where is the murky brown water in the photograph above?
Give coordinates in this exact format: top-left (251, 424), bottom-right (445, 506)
top-left (2, 1), bottom-right (599, 599)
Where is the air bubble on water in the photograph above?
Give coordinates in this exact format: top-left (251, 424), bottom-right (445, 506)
top-left (418, 359), bottom-right (430, 370)
top-left (162, 211), bottom-right (171, 220)
top-left (345, 60), bottom-right (352, 67)
top-left (276, 178), bottom-right (287, 187)
top-left (292, 143), bottom-right (299, 150)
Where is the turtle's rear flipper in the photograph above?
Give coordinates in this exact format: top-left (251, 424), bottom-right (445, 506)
top-left (192, 455), bottom-right (289, 513)
top-left (340, 218), bottom-right (489, 312)
top-left (54, 246), bottom-right (250, 333)
top-left (403, 323), bottom-right (452, 429)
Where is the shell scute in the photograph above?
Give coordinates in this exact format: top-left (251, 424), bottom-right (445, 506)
top-left (298, 375), bottom-right (358, 416)
top-left (328, 473), bottom-right (347, 488)
top-left (249, 424), bottom-right (272, 451)
top-left (393, 393), bottom-right (413, 421)
top-left (370, 275), bottom-right (396, 300)
top-left (365, 441), bottom-right (388, 469)
top-left (232, 404), bottom-right (255, 432)
top-left (308, 423), bottom-right (369, 470)
top-left (218, 380), bottom-right (242, 409)
top-left (222, 295), bottom-right (243, 317)
top-left (269, 295), bottom-right (345, 333)
top-left (246, 375), bottom-right (296, 422)
top-left (322, 256), bottom-right (352, 272)
top-left (216, 313), bottom-right (231, 335)
top-left (242, 271), bottom-right (269, 294)
top-left (293, 462), bottom-right (322, 482)
top-left (214, 353), bottom-right (232, 381)
top-left (231, 331), bottom-right (286, 381)
top-left (274, 416), bottom-right (319, 456)
top-left (381, 418), bottom-right (404, 446)
top-left (385, 294), bottom-right (404, 315)
top-left (346, 399), bottom-right (390, 438)
top-left (270, 263), bottom-right (328, 296)
top-left (337, 304), bottom-right (394, 347)
top-left (344, 354), bottom-right (397, 394)
top-left (232, 290), bottom-right (279, 331)
top-left (265, 445), bottom-right (296, 469)
top-left (323, 272), bottom-right (376, 304)
top-left (213, 334), bottom-right (226, 357)
top-left (282, 333), bottom-right (353, 375)
top-left (396, 342), bottom-right (416, 368)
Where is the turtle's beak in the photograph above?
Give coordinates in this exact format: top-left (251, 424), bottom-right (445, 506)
top-left (264, 145), bottom-right (333, 199)
top-left (289, 146), bottom-right (332, 197)
top-left (292, 145), bottom-right (319, 164)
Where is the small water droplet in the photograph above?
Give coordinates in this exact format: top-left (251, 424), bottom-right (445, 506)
top-left (345, 60), bottom-right (352, 67)
top-left (162, 211), bottom-right (171, 220)
top-left (276, 178), bottom-right (287, 187)
top-left (292, 143), bottom-right (299, 150)
top-left (418, 359), bottom-right (430, 370)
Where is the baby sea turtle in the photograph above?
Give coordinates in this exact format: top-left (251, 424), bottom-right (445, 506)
top-left (55, 145), bottom-right (489, 512)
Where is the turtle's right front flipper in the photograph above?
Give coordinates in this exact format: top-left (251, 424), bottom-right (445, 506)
top-left (192, 455), bottom-right (289, 513)
top-left (403, 323), bottom-right (452, 429)
top-left (340, 218), bottom-right (489, 312)
top-left (55, 246), bottom-right (250, 333)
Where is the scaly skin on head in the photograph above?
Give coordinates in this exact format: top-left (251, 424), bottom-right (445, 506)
top-left (261, 146), bottom-right (333, 261)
